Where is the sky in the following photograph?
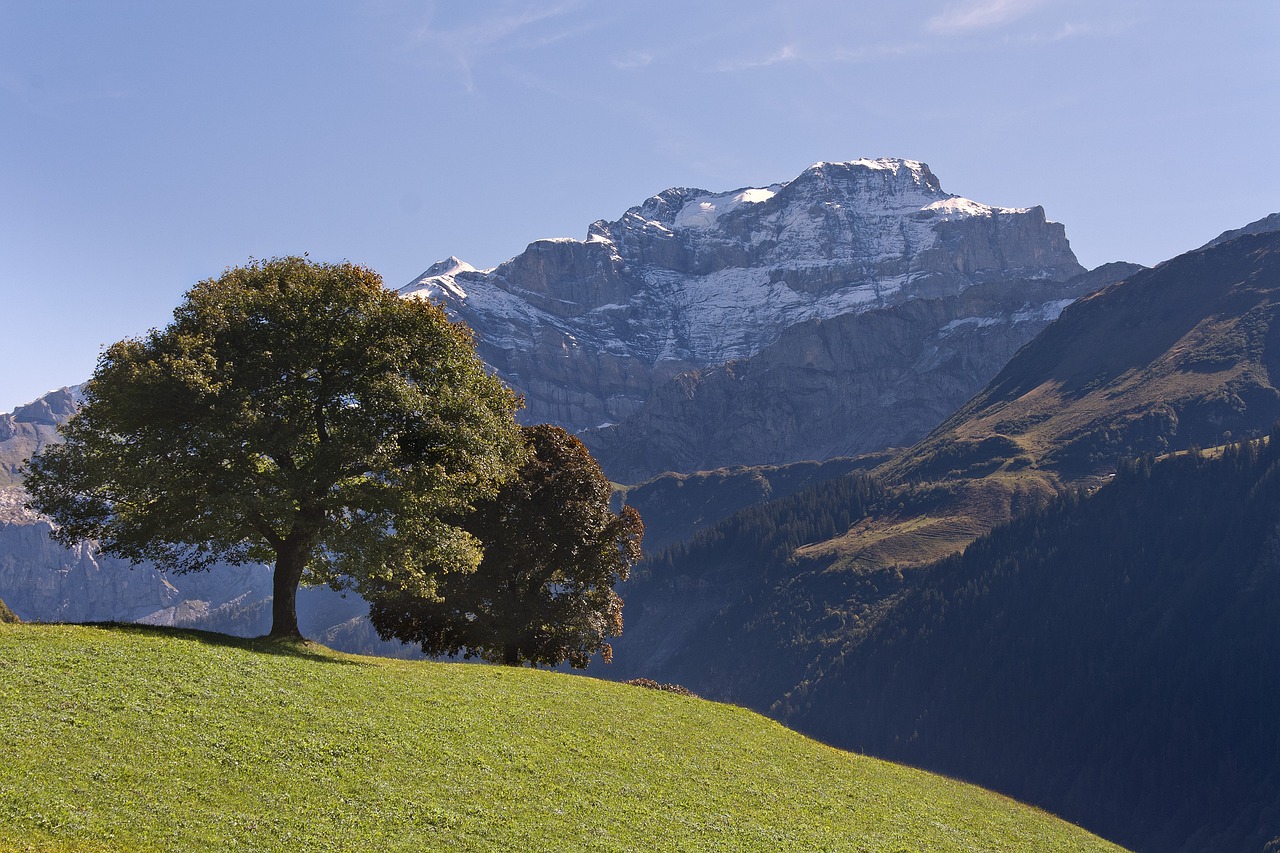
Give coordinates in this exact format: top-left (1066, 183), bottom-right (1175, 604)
top-left (2, 0), bottom-right (1277, 412)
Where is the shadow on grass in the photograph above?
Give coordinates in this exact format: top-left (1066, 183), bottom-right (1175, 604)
top-left (67, 621), bottom-right (368, 666)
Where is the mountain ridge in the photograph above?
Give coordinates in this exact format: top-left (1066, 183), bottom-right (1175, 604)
top-left (402, 157), bottom-right (1092, 478)
top-left (583, 263), bottom-right (1138, 481)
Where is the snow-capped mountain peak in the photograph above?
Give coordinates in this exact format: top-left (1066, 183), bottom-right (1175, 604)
top-left (401, 158), bottom-right (1084, 443)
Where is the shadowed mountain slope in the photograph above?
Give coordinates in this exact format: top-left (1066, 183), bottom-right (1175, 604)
top-left (783, 439), bottom-right (1280, 853)
top-left (603, 223), bottom-right (1280, 853)
top-left (845, 227), bottom-right (1280, 572)
top-left (892, 229), bottom-right (1280, 481)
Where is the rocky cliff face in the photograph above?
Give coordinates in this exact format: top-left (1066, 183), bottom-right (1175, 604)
top-left (0, 485), bottom-right (276, 626)
top-left (403, 158), bottom-right (1089, 480)
top-left (0, 393), bottom-right (402, 653)
top-left (0, 387), bottom-right (79, 489)
top-left (582, 265), bottom-right (1140, 482)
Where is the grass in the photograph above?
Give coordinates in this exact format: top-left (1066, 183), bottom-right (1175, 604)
top-left (799, 471), bottom-right (1062, 573)
top-left (0, 623), bottom-right (1127, 853)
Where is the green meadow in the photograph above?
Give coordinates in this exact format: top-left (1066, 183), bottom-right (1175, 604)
top-left (0, 623), bottom-right (1126, 852)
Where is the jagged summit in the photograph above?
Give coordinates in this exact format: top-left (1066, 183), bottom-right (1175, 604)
top-left (421, 256), bottom-right (475, 278)
top-left (0, 387), bottom-right (83, 497)
top-left (400, 158), bottom-right (1087, 470)
top-left (1201, 211), bottom-right (1280, 250)
top-left (582, 157), bottom-right (1037, 265)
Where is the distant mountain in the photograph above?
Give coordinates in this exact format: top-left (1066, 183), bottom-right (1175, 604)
top-left (784, 438), bottom-right (1280, 853)
top-left (601, 222), bottom-right (1280, 852)
top-left (1201, 210), bottom-right (1280, 250)
top-left (0, 387), bottom-right (79, 492)
top-left (404, 158), bottom-right (1095, 480)
top-left (0, 390), bottom-right (416, 655)
top-left (587, 264), bottom-right (1135, 482)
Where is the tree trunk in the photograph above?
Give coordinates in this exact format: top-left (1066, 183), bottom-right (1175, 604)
top-left (269, 541), bottom-right (308, 639)
top-left (503, 642), bottom-right (521, 666)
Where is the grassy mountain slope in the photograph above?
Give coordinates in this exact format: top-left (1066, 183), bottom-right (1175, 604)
top-left (848, 230), bottom-right (1280, 570)
top-left (784, 437), bottom-right (1280, 853)
top-left (0, 624), bottom-right (1124, 853)
top-left (896, 230), bottom-right (1280, 478)
top-left (603, 228), bottom-right (1280, 851)
top-left (614, 454), bottom-right (888, 553)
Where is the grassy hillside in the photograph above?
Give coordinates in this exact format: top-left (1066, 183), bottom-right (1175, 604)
top-left (851, 231), bottom-right (1280, 570)
top-left (786, 438), bottom-right (1280, 853)
top-left (706, 232), bottom-right (1280, 582)
top-left (0, 624), bottom-right (1125, 853)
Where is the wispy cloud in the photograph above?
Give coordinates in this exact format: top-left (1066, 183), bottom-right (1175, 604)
top-left (613, 51), bottom-right (654, 71)
top-left (715, 44), bottom-right (798, 72)
top-left (830, 42), bottom-right (928, 63)
top-left (407, 1), bottom-right (593, 92)
top-left (715, 39), bottom-right (927, 72)
top-left (411, 2), bottom-right (585, 51)
top-left (927, 0), bottom-right (1043, 34)
top-left (1018, 18), bottom-right (1135, 43)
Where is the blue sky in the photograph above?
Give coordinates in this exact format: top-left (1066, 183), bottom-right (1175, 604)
top-left (2, 0), bottom-right (1277, 412)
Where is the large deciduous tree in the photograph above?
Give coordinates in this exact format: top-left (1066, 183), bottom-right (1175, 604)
top-left (365, 424), bottom-right (644, 668)
top-left (24, 256), bottom-right (526, 638)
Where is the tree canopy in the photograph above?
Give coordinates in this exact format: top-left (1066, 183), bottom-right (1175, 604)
top-left (24, 256), bottom-right (526, 638)
top-left (366, 424), bottom-right (644, 668)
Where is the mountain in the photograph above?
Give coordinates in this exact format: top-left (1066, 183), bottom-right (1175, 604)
top-left (598, 223), bottom-right (1280, 852)
top-left (893, 227), bottom-right (1280, 481)
top-left (776, 225), bottom-right (1280, 579)
top-left (607, 225), bottom-right (1280, 687)
top-left (615, 454), bottom-right (887, 554)
top-left (784, 439), bottom-right (1280, 853)
top-left (403, 158), bottom-right (1094, 480)
top-left (1201, 211), bottom-right (1280, 249)
top-left (0, 387), bottom-right (79, 491)
top-left (586, 264), bottom-right (1136, 482)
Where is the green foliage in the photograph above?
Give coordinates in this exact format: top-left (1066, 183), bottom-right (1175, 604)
top-left (0, 623), bottom-right (1127, 852)
top-left (645, 473), bottom-right (882, 579)
top-left (785, 429), bottom-right (1280, 853)
top-left (618, 456), bottom-right (882, 554)
top-left (366, 425), bottom-right (643, 668)
top-left (23, 257), bottom-right (525, 637)
top-left (614, 473), bottom-right (885, 708)
top-left (0, 596), bottom-right (17, 624)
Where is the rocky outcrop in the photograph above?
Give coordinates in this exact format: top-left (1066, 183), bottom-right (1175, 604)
top-left (0, 387), bottom-right (79, 489)
top-left (403, 158), bottom-right (1090, 479)
top-left (583, 265), bottom-right (1140, 482)
top-left (1201, 211), bottom-right (1280, 250)
top-left (0, 498), bottom-right (274, 626)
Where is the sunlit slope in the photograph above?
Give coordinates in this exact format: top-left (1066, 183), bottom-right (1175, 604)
top-left (890, 230), bottom-right (1280, 482)
top-left (0, 624), bottom-right (1125, 853)
top-left (839, 230), bottom-right (1280, 572)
